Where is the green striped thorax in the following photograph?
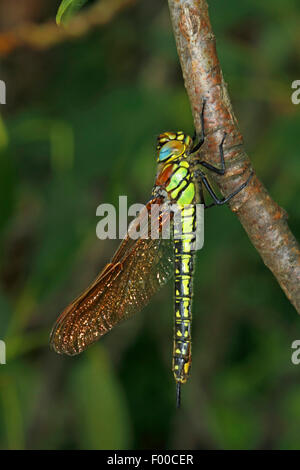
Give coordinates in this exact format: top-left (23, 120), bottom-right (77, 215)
top-left (155, 131), bottom-right (196, 207)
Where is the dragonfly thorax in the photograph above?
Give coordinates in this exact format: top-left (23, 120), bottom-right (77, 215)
top-left (155, 159), bottom-right (195, 207)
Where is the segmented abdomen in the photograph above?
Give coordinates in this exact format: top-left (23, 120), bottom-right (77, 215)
top-left (172, 205), bottom-right (196, 384)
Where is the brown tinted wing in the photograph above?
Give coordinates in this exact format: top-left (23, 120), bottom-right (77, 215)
top-left (50, 198), bottom-right (173, 355)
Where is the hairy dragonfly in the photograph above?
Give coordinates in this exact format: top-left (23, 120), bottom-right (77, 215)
top-left (50, 102), bottom-right (252, 407)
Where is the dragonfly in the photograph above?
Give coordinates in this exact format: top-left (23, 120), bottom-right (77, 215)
top-left (50, 101), bottom-right (252, 407)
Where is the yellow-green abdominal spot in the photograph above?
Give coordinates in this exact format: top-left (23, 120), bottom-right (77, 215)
top-left (177, 183), bottom-right (195, 206)
top-left (182, 300), bottom-right (189, 317)
top-left (182, 256), bottom-right (191, 273)
top-left (182, 239), bottom-right (194, 253)
top-left (181, 278), bottom-right (190, 296)
top-left (181, 216), bottom-right (194, 234)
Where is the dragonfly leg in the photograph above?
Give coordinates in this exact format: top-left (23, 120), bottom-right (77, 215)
top-left (193, 132), bottom-right (253, 208)
top-left (191, 98), bottom-right (206, 153)
top-left (199, 180), bottom-right (207, 207)
top-left (200, 171), bottom-right (253, 209)
top-left (199, 179), bottom-right (216, 210)
top-left (198, 132), bottom-right (227, 174)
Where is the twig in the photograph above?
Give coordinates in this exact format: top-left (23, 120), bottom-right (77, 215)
top-left (0, 0), bottom-right (136, 56)
top-left (168, 0), bottom-right (300, 313)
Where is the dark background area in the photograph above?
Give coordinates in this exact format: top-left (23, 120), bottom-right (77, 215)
top-left (0, 0), bottom-right (299, 450)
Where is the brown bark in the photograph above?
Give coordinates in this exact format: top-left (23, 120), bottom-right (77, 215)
top-left (168, 0), bottom-right (300, 312)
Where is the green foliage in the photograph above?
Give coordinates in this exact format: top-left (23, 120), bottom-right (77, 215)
top-left (0, 0), bottom-right (299, 450)
top-left (70, 346), bottom-right (131, 449)
top-left (56, 0), bottom-right (88, 25)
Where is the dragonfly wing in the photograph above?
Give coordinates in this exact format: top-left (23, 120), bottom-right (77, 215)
top-left (50, 198), bottom-right (174, 355)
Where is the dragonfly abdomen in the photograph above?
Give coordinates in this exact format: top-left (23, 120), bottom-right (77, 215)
top-left (172, 205), bottom-right (196, 385)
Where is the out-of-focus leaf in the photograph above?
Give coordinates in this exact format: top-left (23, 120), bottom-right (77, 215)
top-left (1, 378), bottom-right (24, 449)
top-left (0, 361), bottom-right (39, 450)
top-left (212, 402), bottom-right (261, 449)
top-left (0, 149), bottom-right (15, 233)
top-left (280, 385), bottom-right (300, 450)
top-left (0, 291), bottom-right (12, 337)
top-left (70, 345), bottom-right (131, 449)
top-left (0, 116), bottom-right (15, 233)
top-left (56, 0), bottom-right (88, 26)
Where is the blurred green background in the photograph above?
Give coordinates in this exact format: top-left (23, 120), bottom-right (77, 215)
top-left (0, 0), bottom-right (300, 450)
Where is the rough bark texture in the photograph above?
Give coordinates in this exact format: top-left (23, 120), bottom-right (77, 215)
top-left (168, 0), bottom-right (300, 312)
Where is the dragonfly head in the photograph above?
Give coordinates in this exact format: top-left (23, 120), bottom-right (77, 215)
top-left (156, 132), bottom-right (193, 163)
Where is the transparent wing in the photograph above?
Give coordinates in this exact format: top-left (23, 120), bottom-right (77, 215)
top-left (50, 198), bottom-right (174, 355)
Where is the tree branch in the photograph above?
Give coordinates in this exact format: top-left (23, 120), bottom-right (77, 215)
top-left (168, 0), bottom-right (300, 313)
top-left (0, 0), bottom-right (136, 56)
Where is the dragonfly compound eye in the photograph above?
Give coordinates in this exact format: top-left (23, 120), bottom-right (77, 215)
top-left (157, 140), bottom-right (185, 162)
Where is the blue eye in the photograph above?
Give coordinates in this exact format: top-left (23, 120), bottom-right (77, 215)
top-left (158, 141), bottom-right (184, 162)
